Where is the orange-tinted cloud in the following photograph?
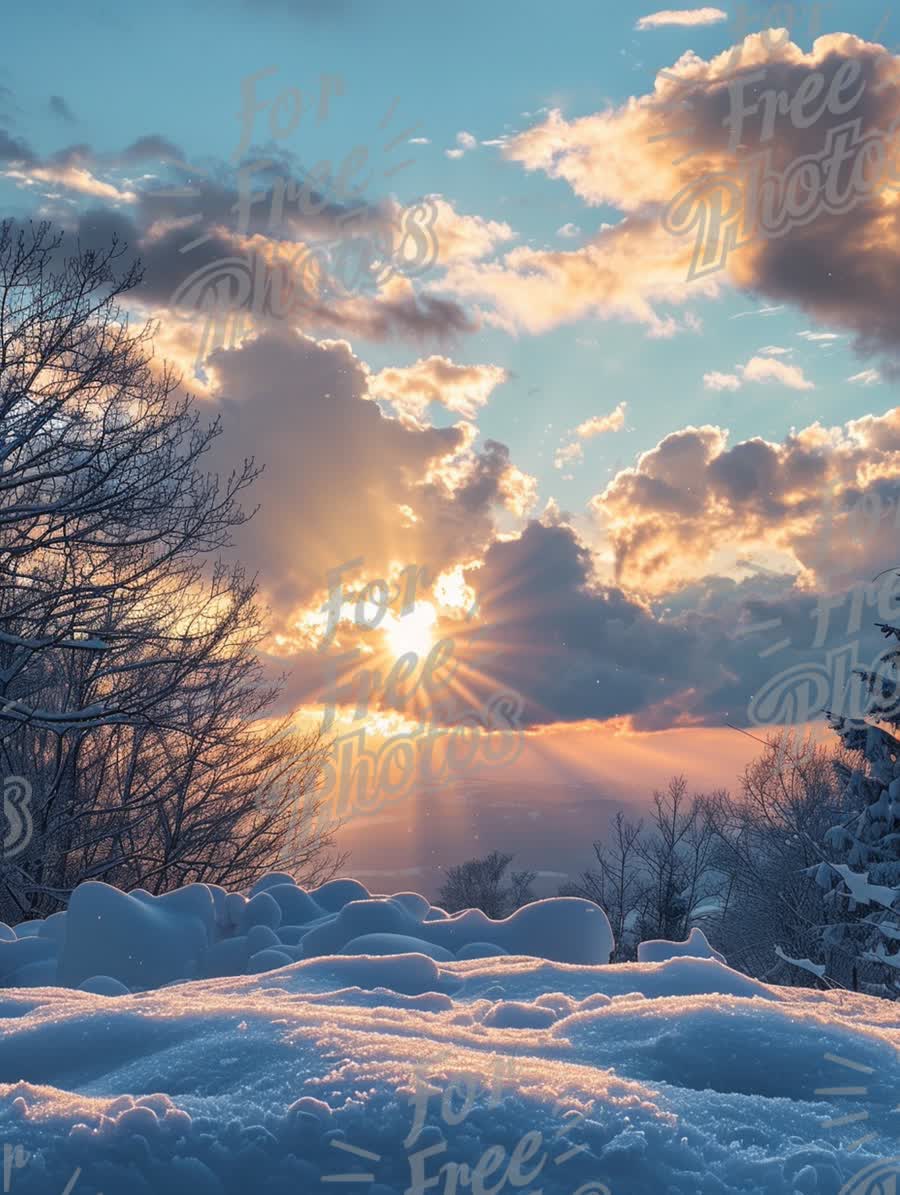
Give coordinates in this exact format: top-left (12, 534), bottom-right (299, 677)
top-left (442, 211), bottom-right (717, 335)
top-left (577, 402), bottom-right (628, 438)
top-left (592, 405), bottom-right (900, 592)
top-left (199, 329), bottom-right (535, 633)
top-left (703, 355), bottom-right (815, 390)
top-left (482, 31), bottom-right (900, 361)
top-left (555, 403), bottom-right (628, 471)
top-left (369, 356), bottom-right (509, 426)
top-left (636, 7), bottom-right (727, 30)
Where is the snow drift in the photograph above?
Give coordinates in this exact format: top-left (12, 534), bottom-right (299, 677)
top-left (0, 875), bottom-right (896, 1194)
top-left (0, 875), bottom-right (615, 992)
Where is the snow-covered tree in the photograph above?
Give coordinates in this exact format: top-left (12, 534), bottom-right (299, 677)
top-left (813, 619), bottom-right (900, 996)
top-left (705, 732), bottom-right (849, 987)
top-left (0, 222), bottom-right (342, 920)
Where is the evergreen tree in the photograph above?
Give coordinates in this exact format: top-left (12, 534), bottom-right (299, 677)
top-left (815, 620), bottom-right (900, 996)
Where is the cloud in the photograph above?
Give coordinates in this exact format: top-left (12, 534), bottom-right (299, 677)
top-left (118, 135), bottom-right (185, 164)
top-left (553, 403), bottom-right (627, 471)
top-left (496, 33), bottom-right (900, 364)
top-left (446, 131), bottom-right (477, 159)
top-left (442, 209), bottom-right (717, 336)
top-left (369, 356), bottom-right (509, 425)
top-left (427, 198), bottom-right (516, 264)
top-left (576, 402), bottom-right (628, 438)
top-left (703, 356), bottom-right (814, 391)
top-left (635, 7), bottom-right (727, 29)
top-left (426, 519), bottom-right (886, 736)
top-left (0, 130), bottom-right (490, 365)
top-left (271, 500), bottom-right (900, 732)
top-left (740, 355), bottom-right (815, 390)
top-left (730, 306), bottom-right (785, 319)
top-left (432, 520), bottom-right (723, 727)
top-left (554, 441), bottom-right (584, 469)
top-left (0, 130), bottom-right (35, 165)
top-left (0, 132), bottom-right (135, 201)
top-left (592, 406), bottom-right (900, 592)
top-left (266, 515), bottom-right (807, 734)
top-left (798, 331), bottom-right (841, 343)
top-left (758, 345), bottom-right (792, 356)
top-left (22, 147), bottom-right (482, 358)
top-left (557, 223), bottom-right (581, 238)
top-left (184, 334), bottom-right (858, 735)
top-left (160, 330), bottom-right (900, 734)
top-left (703, 370), bottom-right (741, 391)
top-left (199, 329), bottom-right (533, 633)
top-left (5, 163), bottom-right (135, 203)
top-left (849, 368), bottom-right (881, 384)
top-left (632, 569), bottom-right (898, 732)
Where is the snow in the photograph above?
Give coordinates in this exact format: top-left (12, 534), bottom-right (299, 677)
top-left (13, 878), bottom-right (613, 992)
top-left (0, 875), bottom-right (897, 1193)
top-left (827, 863), bottom-right (899, 912)
top-left (637, 927), bottom-right (725, 964)
top-left (775, 947), bottom-right (827, 979)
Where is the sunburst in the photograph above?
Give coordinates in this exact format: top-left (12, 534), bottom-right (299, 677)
top-left (383, 602), bottom-right (437, 661)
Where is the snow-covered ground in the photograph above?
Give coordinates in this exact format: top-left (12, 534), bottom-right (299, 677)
top-left (0, 875), bottom-right (897, 1194)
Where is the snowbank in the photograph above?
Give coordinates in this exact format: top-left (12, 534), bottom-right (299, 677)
top-left (0, 876), bottom-right (615, 992)
top-left (0, 877), bottom-right (897, 1193)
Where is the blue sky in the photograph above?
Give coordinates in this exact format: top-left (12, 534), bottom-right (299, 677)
top-left (3, 0), bottom-right (894, 524)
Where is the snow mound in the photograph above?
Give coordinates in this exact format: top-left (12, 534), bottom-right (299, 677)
top-left (638, 926), bottom-right (726, 964)
top-left (0, 939), bottom-right (898, 1193)
top-left (0, 878), bottom-right (897, 1192)
top-left (1, 877), bottom-right (615, 992)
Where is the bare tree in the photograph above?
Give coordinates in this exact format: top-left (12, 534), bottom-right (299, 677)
top-left (438, 850), bottom-right (536, 918)
top-left (704, 731), bottom-right (851, 988)
top-left (560, 811), bottom-right (644, 962)
top-left (562, 777), bottom-right (721, 961)
top-left (636, 776), bottom-right (718, 943)
top-left (0, 222), bottom-right (341, 921)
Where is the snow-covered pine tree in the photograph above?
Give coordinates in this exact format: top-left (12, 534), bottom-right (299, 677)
top-left (815, 619), bottom-right (900, 997)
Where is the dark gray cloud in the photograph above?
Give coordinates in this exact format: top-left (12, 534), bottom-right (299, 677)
top-left (645, 572), bottom-right (898, 733)
top-left (118, 135), bottom-right (183, 164)
top-left (447, 521), bottom-right (720, 726)
top-left (465, 526), bottom-right (899, 733)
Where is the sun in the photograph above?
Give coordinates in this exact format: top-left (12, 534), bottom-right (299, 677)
top-left (383, 601), bottom-right (437, 660)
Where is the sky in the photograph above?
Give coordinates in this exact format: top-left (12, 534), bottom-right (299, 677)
top-left (5, 0), bottom-right (900, 892)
